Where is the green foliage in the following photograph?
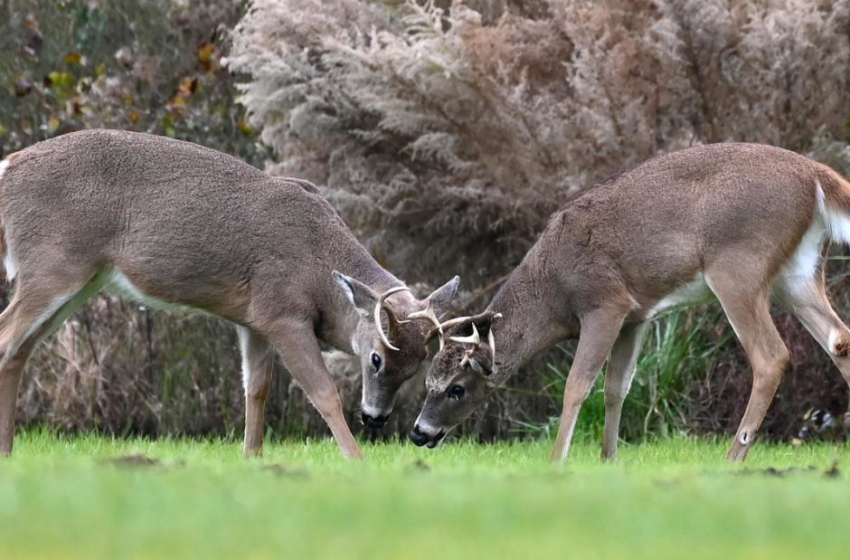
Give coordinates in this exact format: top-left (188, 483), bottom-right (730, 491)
top-left (1, 433), bottom-right (849, 560)
top-left (0, 0), bottom-right (261, 163)
top-left (537, 308), bottom-right (733, 441)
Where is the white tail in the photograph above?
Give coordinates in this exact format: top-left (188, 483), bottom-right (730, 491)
top-left (817, 172), bottom-right (850, 246)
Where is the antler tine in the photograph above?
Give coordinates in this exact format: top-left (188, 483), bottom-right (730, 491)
top-left (374, 285), bottom-right (411, 352)
top-left (407, 302), bottom-right (446, 351)
top-left (407, 305), bottom-right (442, 333)
top-left (438, 316), bottom-right (474, 331)
top-left (449, 322), bottom-right (481, 346)
top-left (460, 348), bottom-right (473, 367)
top-left (487, 326), bottom-right (497, 372)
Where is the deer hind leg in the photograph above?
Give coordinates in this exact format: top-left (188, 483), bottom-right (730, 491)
top-left (237, 326), bottom-right (275, 457)
top-left (551, 302), bottom-right (632, 463)
top-left (601, 322), bottom-right (648, 461)
top-left (707, 269), bottom-right (789, 463)
top-left (776, 276), bottom-right (850, 396)
top-left (0, 271), bottom-right (107, 455)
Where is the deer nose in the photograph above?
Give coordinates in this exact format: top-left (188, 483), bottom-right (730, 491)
top-left (408, 424), bottom-right (430, 447)
top-left (361, 412), bottom-right (389, 429)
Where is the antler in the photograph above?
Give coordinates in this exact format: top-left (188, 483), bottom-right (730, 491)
top-left (438, 316), bottom-right (473, 331)
top-left (487, 317), bottom-right (501, 371)
top-left (449, 322), bottom-right (480, 345)
top-left (374, 286), bottom-right (411, 352)
top-left (407, 300), bottom-right (446, 350)
top-left (455, 313), bottom-right (503, 373)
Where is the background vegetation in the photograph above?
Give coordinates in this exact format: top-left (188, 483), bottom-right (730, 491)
top-left (1, 0), bottom-right (849, 443)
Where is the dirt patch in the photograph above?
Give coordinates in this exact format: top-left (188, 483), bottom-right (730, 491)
top-left (735, 466), bottom-right (817, 478)
top-left (407, 458), bottom-right (431, 472)
top-left (823, 461), bottom-right (842, 479)
top-left (103, 454), bottom-right (161, 469)
top-left (732, 462), bottom-right (842, 479)
top-left (261, 463), bottom-right (308, 478)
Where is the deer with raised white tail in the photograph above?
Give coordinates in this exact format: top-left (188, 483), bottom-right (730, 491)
top-left (0, 129), bottom-right (460, 458)
top-left (408, 143), bottom-right (850, 463)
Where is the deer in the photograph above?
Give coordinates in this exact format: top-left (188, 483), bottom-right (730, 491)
top-left (0, 129), bottom-right (460, 458)
top-left (407, 142), bottom-right (850, 463)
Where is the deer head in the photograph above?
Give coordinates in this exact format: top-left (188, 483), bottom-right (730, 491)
top-left (408, 311), bottom-right (502, 448)
top-left (333, 272), bottom-right (460, 428)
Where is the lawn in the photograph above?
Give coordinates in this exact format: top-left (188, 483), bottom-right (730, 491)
top-left (0, 432), bottom-right (848, 560)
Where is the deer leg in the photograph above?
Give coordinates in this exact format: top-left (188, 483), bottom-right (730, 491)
top-left (601, 322), bottom-right (648, 461)
top-left (551, 304), bottom-right (631, 463)
top-left (237, 326), bottom-right (275, 458)
top-left (263, 320), bottom-right (363, 460)
top-left (708, 272), bottom-right (789, 462)
top-left (777, 278), bottom-right (850, 394)
top-left (0, 276), bottom-right (99, 456)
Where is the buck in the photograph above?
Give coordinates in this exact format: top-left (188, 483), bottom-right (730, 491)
top-left (408, 143), bottom-right (850, 462)
top-left (0, 129), bottom-right (459, 458)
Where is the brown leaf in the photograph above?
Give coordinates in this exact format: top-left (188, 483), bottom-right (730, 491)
top-left (23, 33), bottom-right (43, 58)
top-left (14, 78), bottom-right (33, 97)
top-left (114, 47), bottom-right (133, 69)
top-left (198, 43), bottom-right (217, 73)
top-left (64, 52), bottom-right (83, 65)
top-left (23, 13), bottom-right (39, 31)
top-left (197, 43), bottom-right (215, 63)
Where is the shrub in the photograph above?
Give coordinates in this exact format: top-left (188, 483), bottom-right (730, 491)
top-left (229, 0), bottom-right (850, 286)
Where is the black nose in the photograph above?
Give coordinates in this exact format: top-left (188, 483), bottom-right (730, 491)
top-left (408, 425), bottom-right (430, 447)
top-left (361, 412), bottom-right (389, 429)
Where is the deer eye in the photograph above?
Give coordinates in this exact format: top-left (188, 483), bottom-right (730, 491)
top-left (371, 352), bottom-right (382, 371)
top-left (448, 385), bottom-right (465, 400)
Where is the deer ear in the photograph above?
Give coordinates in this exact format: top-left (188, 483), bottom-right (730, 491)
top-left (468, 357), bottom-right (490, 376)
top-left (332, 271), bottom-right (377, 317)
top-left (427, 275), bottom-right (460, 317)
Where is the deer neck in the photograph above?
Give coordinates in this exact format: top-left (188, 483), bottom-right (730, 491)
top-left (486, 261), bottom-right (575, 385)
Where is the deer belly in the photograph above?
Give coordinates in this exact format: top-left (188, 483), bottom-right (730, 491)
top-left (644, 273), bottom-right (712, 320)
top-left (107, 270), bottom-right (203, 315)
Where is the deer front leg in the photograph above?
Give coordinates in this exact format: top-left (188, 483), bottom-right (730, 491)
top-left (551, 305), bottom-right (630, 463)
top-left (601, 322), bottom-right (647, 461)
top-left (237, 327), bottom-right (276, 458)
top-left (265, 320), bottom-right (363, 460)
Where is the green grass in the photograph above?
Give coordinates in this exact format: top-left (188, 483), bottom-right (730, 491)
top-left (1, 432), bottom-right (849, 560)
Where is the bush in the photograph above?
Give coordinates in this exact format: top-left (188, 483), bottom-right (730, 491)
top-left (0, 0), bottom-right (260, 161)
top-left (229, 0), bottom-right (850, 286)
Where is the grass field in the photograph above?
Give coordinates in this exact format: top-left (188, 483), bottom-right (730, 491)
top-left (0, 432), bottom-right (848, 560)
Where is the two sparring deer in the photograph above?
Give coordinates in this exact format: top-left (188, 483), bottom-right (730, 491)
top-left (0, 129), bottom-right (459, 458)
top-left (5, 133), bottom-right (849, 464)
top-left (410, 143), bottom-right (850, 463)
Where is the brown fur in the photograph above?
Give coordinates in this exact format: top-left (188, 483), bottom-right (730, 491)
top-left (0, 130), bottom-right (459, 458)
top-left (413, 143), bottom-right (850, 463)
